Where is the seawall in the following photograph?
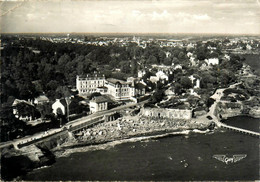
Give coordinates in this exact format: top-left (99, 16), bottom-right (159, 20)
top-left (1, 131), bottom-right (71, 181)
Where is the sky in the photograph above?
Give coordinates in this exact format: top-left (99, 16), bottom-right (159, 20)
top-left (0, 0), bottom-right (260, 34)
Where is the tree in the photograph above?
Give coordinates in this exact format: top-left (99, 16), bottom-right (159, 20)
top-left (56, 108), bottom-right (64, 127)
top-left (180, 76), bottom-right (192, 89)
top-left (76, 58), bottom-right (93, 75)
top-left (158, 50), bottom-right (166, 63)
top-left (172, 57), bottom-right (180, 65)
top-left (56, 86), bottom-right (71, 99)
top-left (57, 53), bottom-right (71, 71)
top-left (151, 89), bottom-right (165, 103)
top-left (219, 69), bottom-right (233, 86)
top-left (200, 70), bottom-right (217, 88)
top-left (196, 45), bottom-right (208, 60)
top-left (112, 72), bottom-right (127, 80)
top-left (109, 57), bottom-right (119, 68)
top-left (178, 51), bottom-right (186, 61)
top-left (37, 103), bottom-right (52, 119)
top-left (174, 83), bottom-right (182, 95)
top-left (147, 55), bottom-right (158, 65)
top-left (143, 71), bottom-right (154, 81)
top-left (163, 57), bottom-right (172, 65)
top-left (120, 61), bottom-right (131, 74)
top-left (46, 80), bottom-right (59, 91)
top-left (131, 59), bottom-right (138, 76)
top-left (17, 81), bottom-right (38, 100)
top-left (229, 54), bottom-right (243, 71)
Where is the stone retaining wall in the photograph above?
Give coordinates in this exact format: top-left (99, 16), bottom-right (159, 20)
top-left (141, 107), bottom-right (192, 120)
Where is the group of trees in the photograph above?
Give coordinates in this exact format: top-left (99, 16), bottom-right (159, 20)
top-left (0, 36), bottom-right (247, 126)
top-left (0, 36), bottom-right (189, 103)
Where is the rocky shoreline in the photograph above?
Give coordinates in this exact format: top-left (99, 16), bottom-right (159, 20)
top-left (1, 109), bottom-right (258, 181)
top-left (218, 103), bottom-right (260, 120)
top-left (51, 113), bottom-right (212, 154)
top-left (54, 128), bottom-right (212, 159)
top-left (1, 113), bottom-right (211, 181)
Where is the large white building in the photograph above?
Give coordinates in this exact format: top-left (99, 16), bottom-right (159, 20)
top-left (105, 78), bottom-right (146, 101)
top-left (77, 74), bottom-right (146, 101)
top-left (76, 74), bottom-right (106, 94)
top-left (105, 78), bottom-right (133, 100)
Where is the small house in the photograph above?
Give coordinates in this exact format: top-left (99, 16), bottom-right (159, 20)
top-left (52, 99), bottom-right (66, 115)
top-left (89, 96), bottom-right (108, 113)
top-left (205, 58), bottom-right (219, 65)
top-left (156, 70), bottom-right (169, 81)
top-left (12, 99), bottom-right (40, 121)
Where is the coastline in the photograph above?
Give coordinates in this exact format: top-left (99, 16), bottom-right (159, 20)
top-left (2, 113), bottom-right (258, 181)
top-left (2, 79), bottom-right (260, 181)
top-left (50, 112), bottom-right (213, 158)
top-left (18, 115), bottom-right (260, 181)
top-left (53, 128), bottom-right (211, 159)
top-left (52, 104), bottom-right (260, 159)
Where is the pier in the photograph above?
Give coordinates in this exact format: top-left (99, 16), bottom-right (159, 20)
top-left (209, 84), bottom-right (260, 138)
top-left (220, 123), bottom-right (260, 137)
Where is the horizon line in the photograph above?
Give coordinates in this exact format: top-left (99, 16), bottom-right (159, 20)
top-left (1, 32), bottom-right (260, 36)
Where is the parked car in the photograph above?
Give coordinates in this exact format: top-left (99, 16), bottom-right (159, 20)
top-left (206, 115), bottom-right (213, 120)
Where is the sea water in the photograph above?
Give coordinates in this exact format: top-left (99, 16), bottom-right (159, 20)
top-left (23, 116), bottom-right (259, 181)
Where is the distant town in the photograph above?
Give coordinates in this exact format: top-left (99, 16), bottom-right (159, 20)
top-left (1, 33), bottom-right (260, 180)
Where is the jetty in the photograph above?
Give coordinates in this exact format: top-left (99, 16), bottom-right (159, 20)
top-left (209, 83), bottom-right (260, 137)
top-left (220, 123), bottom-right (260, 137)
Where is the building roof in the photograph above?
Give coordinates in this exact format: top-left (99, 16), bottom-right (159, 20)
top-left (12, 99), bottom-right (34, 107)
top-left (35, 95), bottom-right (49, 102)
top-left (52, 99), bottom-right (66, 107)
top-left (90, 95), bottom-right (109, 103)
top-left (53, 96), bottom-right (85, 110)
top-left (77, 73), bottom-right (105, 79)
top-left (135, 82), bottom-right (146, 90)
top-left (106, 78), bottom-right (129, 85)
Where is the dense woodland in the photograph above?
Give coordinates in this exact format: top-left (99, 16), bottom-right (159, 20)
top-left (1, 36), bottom-right (245, 103)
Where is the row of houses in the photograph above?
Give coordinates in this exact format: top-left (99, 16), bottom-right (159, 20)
top-left (12, 95), bottom-right (87, 122)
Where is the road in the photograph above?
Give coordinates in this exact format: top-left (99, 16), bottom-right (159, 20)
top-left (202, 82), bottom-right (259, 136)
top-left (0, 100), bottom-right (148, 149)
top-left (192, 82), bottom-right (241, 127)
